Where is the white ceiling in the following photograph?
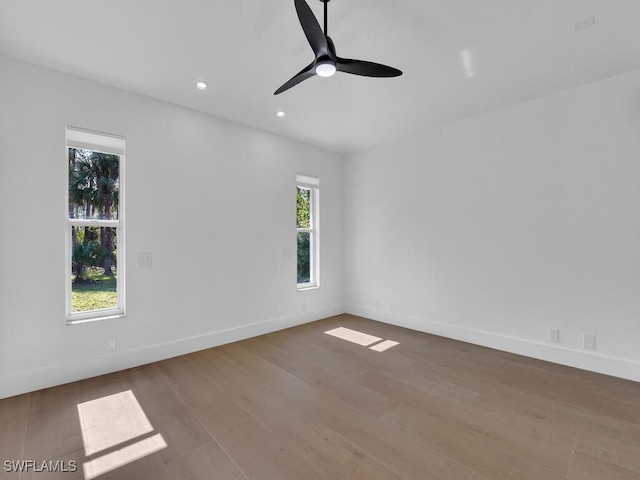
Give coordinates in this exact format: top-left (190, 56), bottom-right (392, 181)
top-left (2, 0), bottom-right (640, 153)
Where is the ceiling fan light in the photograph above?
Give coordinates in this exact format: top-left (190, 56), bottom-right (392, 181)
top-left (316, 61), bottom-right (336, 77)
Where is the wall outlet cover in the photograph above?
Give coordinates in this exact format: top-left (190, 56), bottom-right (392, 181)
top-left (583, 333), bottom-right (596, 350)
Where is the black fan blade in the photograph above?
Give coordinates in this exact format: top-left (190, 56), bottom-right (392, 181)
top-left (295, 0), bottom-right (328, 57)
top-left (326, 36), bottom-right (338, 60)
top-left (274, 62), bottom-right (316, 95)
top-left (336, 58), bottom-right (402, 77)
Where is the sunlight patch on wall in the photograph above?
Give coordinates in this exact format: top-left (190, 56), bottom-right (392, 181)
top-left (460, 48), bottom-right (475, 78)
top-left (324, 327), bottom-right (399, 352)
top-left (77, 390), bottom-right (167, 479)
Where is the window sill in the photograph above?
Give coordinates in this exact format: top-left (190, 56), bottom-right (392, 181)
top-left (66, 310), bottom-right (125, 325)
top-left (297, 285), bottom-right (319, 292)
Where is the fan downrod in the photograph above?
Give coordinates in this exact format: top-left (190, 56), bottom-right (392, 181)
top-left (319, 0), bottom-right (330, 35)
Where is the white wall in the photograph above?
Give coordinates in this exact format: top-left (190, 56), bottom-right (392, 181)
top-left (0, 57), bottom-right (344, 398)
top-left (345, 68), bottom-right (640, 382)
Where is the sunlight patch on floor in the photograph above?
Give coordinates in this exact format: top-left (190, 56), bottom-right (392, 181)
top-left (324, 327), bottom-right (382, 346)
top-left (77, 390), bottom-right (167, 479)
top-left (324, 327), bottom-right (399, 352)
top-left (77, 390), bottom-right (153, 456)
top-left (82, 433), bottom-right (167, 480)
top-left (369, 339), bottom-right (400, 352)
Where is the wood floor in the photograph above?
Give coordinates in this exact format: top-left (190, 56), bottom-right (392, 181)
top-left (2, 314), bottom-right (640, 480)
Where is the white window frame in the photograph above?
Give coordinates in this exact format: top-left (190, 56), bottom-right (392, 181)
top-left (296, 174), bottom-right (319, 290)
top-left (65, 127), bottom-right (125, 324)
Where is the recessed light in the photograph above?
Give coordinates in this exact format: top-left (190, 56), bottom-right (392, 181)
top-left (196, 81), bottom-right (207, 90)
top-left (276, 111), bottom-right (285, 118)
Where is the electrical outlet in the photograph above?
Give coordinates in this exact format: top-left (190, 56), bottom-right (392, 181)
top-left (549, 328), bottom-right (559, 343)
top-left (107, 337), bottom-right (117, 351)
top-left (375, 299), bottom-right (381, 308)
top-left (583, 334), bottom-right (596, 350)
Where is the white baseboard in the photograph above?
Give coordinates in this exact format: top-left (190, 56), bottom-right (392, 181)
top-left (345, 304), bottom-right (640, 383)
top-left (0, 304), bottom-right (344, 399)
top-left (5, 302), bottom-right (637, 399)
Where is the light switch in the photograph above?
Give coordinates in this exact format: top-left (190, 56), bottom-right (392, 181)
top-left (137, 252), bottom-right (152, 268)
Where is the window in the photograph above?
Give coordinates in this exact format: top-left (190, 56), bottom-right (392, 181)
top-left (296, 175), bottom-right (319, 289)
top-left (66, 127), bottom-right (125, 323)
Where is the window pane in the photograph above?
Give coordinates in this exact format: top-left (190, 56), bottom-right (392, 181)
top-left (296, 187), bottom-right (311, 229)
top-left (297, 232), bottom-right (311, 284)
top-left (69, 148), bottom-right (120, 220)
top-left (71, 226), bottom-right (118, 312)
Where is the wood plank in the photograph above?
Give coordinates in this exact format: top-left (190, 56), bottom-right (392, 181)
top-left (568, 451), bottom-right (640, 480)
top-left (0, 413), bottom-right (28, 467)
top-left (192, 394), bottom-right (281, 459)
top-left (266, 350), bottom-right (397, 419)
top-left (147, 406), bottom-right (214, 463)
top-left (381, 403), bottom-right (570, 479)
top-left (271, 413), bottom-right (406, 480)
top-left (119, 364), bottom-right (184, 416)
top-left (87, 451), bottom-right (171, 480)
top-left (213, 341), bottom-right (298, 388)
top-left (22, 404), bottom-right (84, 461)
top-left (0, 393), bottom-right (30, 466)
top-left (193, 394), bottom-right (331, 479)
top-left (74, 371), bottom-right (127, 404)
top-left (164, 441), bottom-right (249, 480)
top-left (155, 355), bottom-right (226, 410)
top-left (275, 377), bottom-right (472, 480)
top-left (28, 383), bottom-right (80, 416)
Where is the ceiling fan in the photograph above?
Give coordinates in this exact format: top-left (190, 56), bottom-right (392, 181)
top-left (274, 0), bottom-right (402, 95)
